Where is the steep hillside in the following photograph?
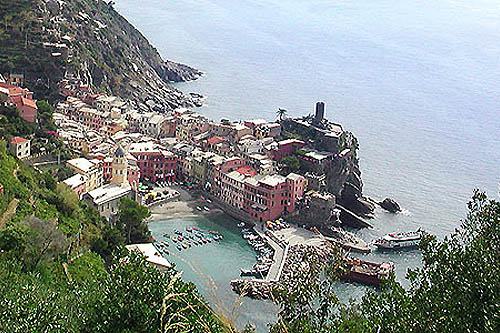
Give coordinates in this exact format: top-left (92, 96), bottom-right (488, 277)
top-left (0, 0), bottom-right (202, 110)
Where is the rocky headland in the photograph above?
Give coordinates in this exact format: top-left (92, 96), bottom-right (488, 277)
top-left (281, 106), bottom-right (384, 229)
top-left (1, 0), bottom-right (202, 111)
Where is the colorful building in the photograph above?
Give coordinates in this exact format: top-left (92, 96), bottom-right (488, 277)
top-left (63, 174), bottom-right (87, 198)
top-left (272, 139), bottom-right (305, 161)
top-left (214, 168), bottom-right (307, 222)
top-left (129, 142), bottom-right (177, 183)
top-left (0, 83), bottom-right (37, 123)
top-left (66, 157), bottom-right (103, 191)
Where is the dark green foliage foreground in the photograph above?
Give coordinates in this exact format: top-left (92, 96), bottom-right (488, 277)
top-left (269, 191), bottom-right (500, 332)
top-left (0, 140), bottom-right (229, 332)
top-left (0, 252), bottom-right (226, 332)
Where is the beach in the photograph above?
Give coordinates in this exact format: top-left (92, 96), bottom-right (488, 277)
top-left (149, 186), bottom-right (224, 220)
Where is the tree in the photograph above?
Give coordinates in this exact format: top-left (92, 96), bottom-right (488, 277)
top-left (118, 197), bottom-right (151, 244)
top-left (281, 156), bottom-right (301, 171)
top-left (277, 108), bottom-right (287, 122)
top-left (271, 191), bottom-right (500, 332)
top-left (21, 217), bottom-right (68, 271)
top-left (90, 225), bottom-right (125, 263)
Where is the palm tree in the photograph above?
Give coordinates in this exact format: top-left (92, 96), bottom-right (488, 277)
top-left (277, 108), bottom-right (287, 122)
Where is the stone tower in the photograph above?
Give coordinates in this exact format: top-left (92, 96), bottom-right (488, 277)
top-left (111, 146), bottom-right (128, 186)
top-left (314, 101), bottom-right (325, 124)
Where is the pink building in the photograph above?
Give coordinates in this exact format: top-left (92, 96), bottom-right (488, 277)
top-left (102, 157), bottom-right (113, 183)
top-left (215, 168), bottom-right (307, 222)
top-left (0, 83), bottom-right (37, 123)
top-left (63, 174), bottom-right (87, 199)
top-left (244, 173), bottom-right (307, 222)
top-left (129, 142), bottom-right (177, 183)
top-left (12, 96), bottom-right (38, 123)
top-left (272, 139), bottom-right (305, 161)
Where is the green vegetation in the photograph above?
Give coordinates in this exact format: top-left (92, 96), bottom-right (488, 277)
top-left (0, 104), bottom-right (35, 138)
top-left (0, 0), bottom-right (65, 100)
top-left (118, 197), bottom-right (152, 244)
top-left (281, 155), bottom-right (301, 171)
top-left (276, 108), bottom-right (287, 121)
top-left (0, 133), bottom-right (232, 332)
top-left (0, 250), bottom-right (227, 332)
top-left (270, 191), bottom-right (500, 332)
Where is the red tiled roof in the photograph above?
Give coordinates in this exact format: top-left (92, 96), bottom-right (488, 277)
top-left (21, 97), bottom-right (37, 109)
top-left (207, 136), bottom-right (226, 145)
top-left (0, 82), bottom-right (28, 97)
top-left (236, 166), bottom-right (257, 177)
top-left (10, 136), bottom-right (29, 144)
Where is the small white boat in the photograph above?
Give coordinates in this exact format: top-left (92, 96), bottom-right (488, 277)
top-left (374, 230), bottom-right (423, 250)
top-left (237, 222), bottom-right (245, 228)
top-left (203, 206), bottom-right (210, 212)
top-left (197, 207), bottom-right (202, 211)
top-left (206, 199), bottom-right (212, 203)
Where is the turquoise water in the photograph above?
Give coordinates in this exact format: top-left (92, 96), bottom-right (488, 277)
top-left (148, 214), bottom-right (278, 330)
top-left (116, 0), bottom-right (500, 330)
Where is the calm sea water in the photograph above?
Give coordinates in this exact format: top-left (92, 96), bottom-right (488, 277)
top-left (117, 0), bottom-right (500, 330)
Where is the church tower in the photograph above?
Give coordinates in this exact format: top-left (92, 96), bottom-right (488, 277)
top-left (111, 146), bottom-right (128, 186)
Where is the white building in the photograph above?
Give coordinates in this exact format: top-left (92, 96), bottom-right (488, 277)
top-left (83, 147), bottom-right (135, 221)
top-left (66, 157), bottom-right (103, 191)
top-left (9, 137), bottom-right (30, 159)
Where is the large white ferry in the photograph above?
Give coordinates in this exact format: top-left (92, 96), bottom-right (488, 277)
top-left (374, 230), bottom-right (423, 250)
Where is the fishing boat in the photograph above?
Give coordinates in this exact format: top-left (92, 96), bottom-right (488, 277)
top-left (374, 230), bottom-right (423, 250)
top-left (163, 233), bottom-right (170, 238)
top-left (174, 230), bottom-right (183, 235)
top-left (186, 227), bottom-right (193, 232)
top-left (172, 236), bottom-right (178, 242)
top-left (237, 222), bottom-right (245, 228)
top-left (341, 258), bottom-right (394, 286)
top-left (177, 245), bottom-right (182, 251)
top-left (193, 227), bottom-right (200, 231)
top-left (182, 242), bottom-right (189, 249)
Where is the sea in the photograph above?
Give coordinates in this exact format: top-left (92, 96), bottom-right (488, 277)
top-left (115, 0), bottom-right (500, 330)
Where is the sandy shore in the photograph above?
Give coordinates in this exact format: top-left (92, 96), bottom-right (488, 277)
top-left (149, 186), bottom-right (224, 220)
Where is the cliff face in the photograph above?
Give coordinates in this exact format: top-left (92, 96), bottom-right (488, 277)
top-left (282, 118), bottom-right (375, 224)
top-left (1, 0), bottom-right (201, 110)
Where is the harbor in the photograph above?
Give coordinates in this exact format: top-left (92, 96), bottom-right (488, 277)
top-left (144, 184), bottom-right (424, 330)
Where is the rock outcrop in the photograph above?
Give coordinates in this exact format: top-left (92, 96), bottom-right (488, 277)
top-left (379, 198), bottom-right (401, 213)
top-left (282, 114), bottom-right (376, 222)
top-left (157, 61), bottom-right (203, 82)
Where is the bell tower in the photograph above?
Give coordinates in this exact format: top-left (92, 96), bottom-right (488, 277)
top-left (111, 146), bottom-right (128, 186)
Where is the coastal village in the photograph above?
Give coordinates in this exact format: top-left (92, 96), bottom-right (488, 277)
top-left (0, 71), bottom-right (406, 299)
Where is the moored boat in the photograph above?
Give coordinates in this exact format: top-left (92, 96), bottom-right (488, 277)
top-left (374, 230), bottom-right (423, 250)
top-left (341, 258), bottom-right (393, 286)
